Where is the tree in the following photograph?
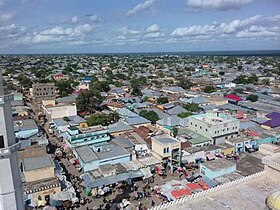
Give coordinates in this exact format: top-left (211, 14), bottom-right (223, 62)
top-left (17, 74), bottom-right (31, 88)
top-left (204, 85), bottom-right (216, 93)
top-left (55, 80), bottom-right (75, 96)
top-left (173, 128), bottom-right (178, 138)
top-left (87, 112), bottom-right (119, 126)
top-left (76, 90), bottom-right (103, 114)
top-left (139, 110), bottom-right (159, 124)
top-left (177, 78), bottom-right (194, 90)
top-left (90, 80), bottom-right (110, 92)
top-left (157, 97), bottom-right (169, 104)
top-left (177, 112), bottom-right (192, 118)
top-left (246, 94), bottom-right (258, 102)
top-left (182, 103), bottom-right (199, 112)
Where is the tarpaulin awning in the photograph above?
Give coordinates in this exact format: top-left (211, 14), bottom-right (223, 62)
top-left (186, 183), bottom-right (204, 190)
top-left (206, 153), bottom-right (216, 160)
top-left (140, 168), bottom-right (153, 179)
top-left (171, 188), bottom-right (192, 199)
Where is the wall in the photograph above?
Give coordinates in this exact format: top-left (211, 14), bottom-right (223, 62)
top-left (30, 186), bottom-right (60, 205)
top-left (15, 128), bottom-right (39, 139)
top-left (150, 170), bottom-right (267, 210)
top-left (24, 167), bottom-right (54, 182)
top-left (44, 104), bottom-right (77, 121)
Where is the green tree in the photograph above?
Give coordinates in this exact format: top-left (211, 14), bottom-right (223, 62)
top-left (139, 110), bottom-right (159, 124)
top-left (76, 90), bottom-right (103, 114)
top-left (157, 97), bottom-right (169, 104)
top-left (90, 80), bottom-right (110, 92)
top-left (182, 103), bottom-right (199, 112)
top-left (17, 74), bottom-right (32, 88)
top-left (173, 128), bottom-right (178, 138)
top-left (204, 85), bottom-right (217, 93)
top-left (87, 112), bottom-right (119, 126)
top-left (177, 112), bottom-right (192, 118)
top-left (177, 78), bottom-right (194, 90)
top-left (246, 94), bottom-right (258, 102)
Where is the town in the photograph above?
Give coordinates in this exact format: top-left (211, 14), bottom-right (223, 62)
top-left (1, 53), bottom-right (280, 210)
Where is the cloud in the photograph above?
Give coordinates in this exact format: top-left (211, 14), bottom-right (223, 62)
top-left (186, 0), bottom-right (252, 11)
top-left (28, 24), bottom-right (93, 44)
top-left (0, 11), bottom-right (17, 23)
top-left (146, 24), bottom-right (160, 33)
top-left (126, 0), bottom-right (157, 16)
top-left (171, 15), bottom-right (262, 37)
top-left (119, 27), bottom-right (141, 35)
top-left (88, 15), bottom-right (101, 23)
top-left (71, 16), bottom-right (79, 24)
top-left (236, 26), bottom-right (279, 38)
top-left (0, 24), bottom-right (25, 37)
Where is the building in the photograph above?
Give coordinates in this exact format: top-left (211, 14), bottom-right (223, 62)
top-left (200, 158), bottom-right (236, 179)
top-left (0, 70), bottom-right (24, 210)
top-left (30, 83), bottom-right (56, 102)
top-left (188, 112), bottom-right (240, 145)
top-left (14, 119), bottom-right (39, 139)
top-left (74, 144), bottom-right (131, 172)
top-left (42, 103), bottom-right (77, 121)
top-left (21, 155), bottom-right (61, 207)
top-left (64, 125), bottom-right (110, 149)
top-left (225, 137), bottom-right (252, 153)
top-left (151, 135), bottom-right (181, 173)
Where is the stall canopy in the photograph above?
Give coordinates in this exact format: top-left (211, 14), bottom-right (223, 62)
top-left (171, 188), bottom-right (192, 199)
top-left (82, 171), bottom-right (144, 189)
top-left (206, 153), bottom-right (216, 161)
top-left (140, 168), bottom-right (153, 179)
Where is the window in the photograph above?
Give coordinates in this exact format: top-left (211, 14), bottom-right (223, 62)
top-left (190, 122), bottom-right (192, 125)
top-left (200, 126), bottom-right (202, 129)
top-left (225, 137), bottom-right (228, 139)
top-left (195, 124), bottom-right (197, 127)
top-left (166, 147), bottom-right (169, 153)
top-left (205, 128), bottom-right (208, 131)
top-left (163, 148), bottom-right (166, 153)
top-left (0, 136), bottom-right (4, 148)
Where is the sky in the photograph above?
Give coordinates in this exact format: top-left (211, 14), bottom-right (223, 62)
top-left (0, 0), bottom-right (279, 54)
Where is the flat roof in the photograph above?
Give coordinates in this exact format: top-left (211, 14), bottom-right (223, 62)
top-left (75, 146), bottom-right (99, 163)
top-left (95, 145), bottom-right (130, 160)
top-left (23, 156), bottom-right (54, 171)
top-left (190, 113), bottom-right (238, 125)
top-left (152, 135), bottom-right (179, 145)
top-left (201, 158), bottom-right (236, 171)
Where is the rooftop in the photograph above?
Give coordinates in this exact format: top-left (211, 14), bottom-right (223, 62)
top-left (23, 155), bottom-right (54, 171)
top-left (152, 135), bottom-right (179, 145)
top-left (190, 112), bottom-right (238, 125)
top-left (75, 145), bottom-right (99, 163)
top-left (201, 158), bottom-right (236, 171)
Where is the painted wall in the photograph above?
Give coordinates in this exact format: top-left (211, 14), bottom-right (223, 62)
top-left (200, 162), bottom-right (236, 179)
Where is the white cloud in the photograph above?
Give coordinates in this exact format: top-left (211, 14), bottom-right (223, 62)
top-left (236, 26), bottom-right (279, 38)
top-left (0, 11), bottom-right (17, 23)
top-left (186, 0), bottom-right (252, 11)
top-left (146, 24), bottom-right (160, 33)
top-left (171, 24), bottom-right (216, 37)
top-left (89, 15), bottom-right (101, 23)
top-left (119, 27), bottom-right (141, 35)
top-left (144, 31), bottom-right (163, 38)
top-left (126, 0), bottom-right (157, 16)
top-left (0, 24), bottom-right (25, 37)
top-left (71, 16), bottom-right (78, 24)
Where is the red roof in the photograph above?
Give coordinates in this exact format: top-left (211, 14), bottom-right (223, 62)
top-left (53, 73), bottom-right (64, 78)
top-left (225, 94), bottom-right (243, 101)
top-left (197, 180), bottom-right (210, 190)
top-left (186, 183), bottom-right (204, 190)
top-left (171, 188), bottom-right (192, 199)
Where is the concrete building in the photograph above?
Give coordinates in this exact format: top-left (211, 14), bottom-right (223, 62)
top-left (21, 155), bottom-right (61, 207)
top-left (74, 144), bottom-right (131, 172)
top-left (64, 125), bottom-right (110, 149)
top-left (151, 135), bottom-right (181, 173)
top-left (0, 70), bottom-right (24, 210)
top-left (200, 158), bottom-right (236, 179)
top-left (225, 137), bottom-right (252, 153)
top-left (42, 103), bottom-right (77, 121)
top-left (14, 119), bottom-right (39, 139)
top-left (30, 83), bottom-right (56, 102)
top-left (188, 112), bottom-right (240, 145)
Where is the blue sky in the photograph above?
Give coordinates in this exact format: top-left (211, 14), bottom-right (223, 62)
top-left (0, 0), bottom-right (279, 53)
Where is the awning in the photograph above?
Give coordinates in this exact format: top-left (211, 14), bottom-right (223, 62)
top-left (171, 188), bottom-right (192, 199)
top-left (206, 153), bottom-right (216, 160)
top-left (245, 144), bottom-right (251, 149)
top-left (140, 168), bottom-right (153, 179)
top-left (83, 171), bottom-right (144, 189)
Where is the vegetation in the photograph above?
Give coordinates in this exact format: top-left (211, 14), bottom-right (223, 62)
top-left (203, 85), bottom-right (217, 93)
top-left (76, 90), bottom-right (103, 114)
top-left (177, 112), bottom-right (192, 118)
top-left (17, 74), bottom-right (32, 88)
top-left (173, 127), bottom-right (178, 138)
top-left (157, 97), bottom-right (169, 104)
top-left (139, 110), bottom-right (159, 124)
top-left (233, 74), bottom-right (259, 85)
top-left (182, 103), bottom-right (199, 112)
top-left (87, 112), bottom-right (119, 126)
top-left (55, 80), bottom-right (78, 97)
top-left (246, 94), bottom-right (258, 102)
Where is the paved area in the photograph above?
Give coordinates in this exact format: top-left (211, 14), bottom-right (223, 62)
top-left (234, 153), bottom-right (264, 176)
top-left (175, 169), bottom-right (280, 210)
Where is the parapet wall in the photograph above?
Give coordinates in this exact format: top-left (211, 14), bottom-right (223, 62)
top-left (150, 170), bottom-right (267, 210)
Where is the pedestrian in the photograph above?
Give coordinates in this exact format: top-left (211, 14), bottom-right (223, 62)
top-left (151, 200), bottom-right (155, 207)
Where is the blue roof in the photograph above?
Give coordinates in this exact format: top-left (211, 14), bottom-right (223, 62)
top-left (125, 116), bottom-right (151, 125)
